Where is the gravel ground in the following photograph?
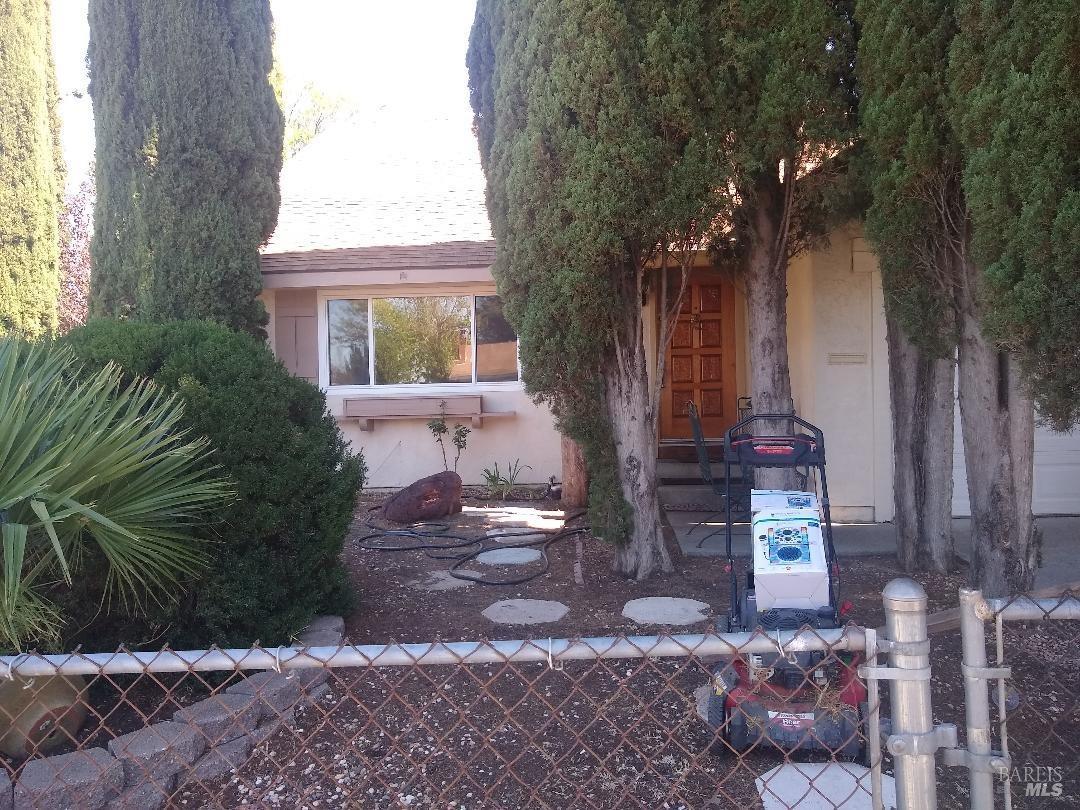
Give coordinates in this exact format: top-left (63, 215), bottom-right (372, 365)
top-left (173, 498), bottom-right (1080, 809)
top-left (26, 496), bottom-right (1077, 809)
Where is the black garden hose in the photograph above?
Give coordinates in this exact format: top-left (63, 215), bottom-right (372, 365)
top-left (355, 507), bottom-right (589, 586)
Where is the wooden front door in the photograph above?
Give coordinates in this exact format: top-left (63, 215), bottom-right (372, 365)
top-left (660, 274), bottom-right (739, 441)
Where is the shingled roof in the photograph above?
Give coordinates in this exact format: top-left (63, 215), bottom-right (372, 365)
top-left (261, 240), bottom-right (496, 274)
top-left (261, 110), bottom-right (494, 269)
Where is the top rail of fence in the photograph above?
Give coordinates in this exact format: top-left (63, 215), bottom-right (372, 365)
top-left (981, 592), bottom-right (1080, 622)
top-left (0, 625), bottom-right (865, 677)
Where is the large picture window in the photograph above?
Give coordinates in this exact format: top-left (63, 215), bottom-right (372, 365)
top-left (326, 294), bottom-right (519, 387)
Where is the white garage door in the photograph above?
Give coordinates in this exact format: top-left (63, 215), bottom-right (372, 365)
top-left (953, 408), bottom-right (1080, 516)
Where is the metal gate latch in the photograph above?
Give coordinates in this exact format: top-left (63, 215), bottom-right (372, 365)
top-left (939, 743), bottom-right (1011, 774)
top-left (886, 722), bottom-right (957, 757)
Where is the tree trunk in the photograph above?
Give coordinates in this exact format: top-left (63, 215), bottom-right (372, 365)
top-left (885, 308), bottom-right (956, 573)
top-left (560, 435), bottom-right (588, 508)
top-left (744, 175), bottom-right (798, 490)
top-left (955, 255), bottom-right (1036, 596)
top-left (606, 299), bottom-right (673, 580)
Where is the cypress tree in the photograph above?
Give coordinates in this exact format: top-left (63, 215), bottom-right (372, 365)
top-left (709, 2), bottom-right (859, 482)
top-left (0, 0), bottom-right (64, 338)
top-left (88, 0), bottom-right (283, 335)
top-left (858, 0), bottom-right (1037, 594)
top-left (470, 1), bottom-right (857, 576)
top-left (856, 0), bottom-right (959, 574)
top-left (951, 1), bottom-right (1080, 430)
top-left (469, 0), bottom-right (732, 578)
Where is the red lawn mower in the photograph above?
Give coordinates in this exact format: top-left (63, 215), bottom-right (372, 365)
top-left (692, 412), bottom-right (868, 760)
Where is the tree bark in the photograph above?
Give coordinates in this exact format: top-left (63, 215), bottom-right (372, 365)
top-left (606, 283), bottom-right (673, 580)
top-left (955, 254), bottom-right (1036, 596)
top-left (885, 309), bottom-right (956, 573)
top-left (560, 435), bottom-right (588, 508)
top-left (744, 174), bottom-right (798, 490)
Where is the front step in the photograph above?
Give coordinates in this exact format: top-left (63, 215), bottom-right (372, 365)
top-left (658, 441), bottom-right (725, 463)
top-left (657, 484), bottom-right (719, 509)
top-left (657, 459), bottom-right (746, 485)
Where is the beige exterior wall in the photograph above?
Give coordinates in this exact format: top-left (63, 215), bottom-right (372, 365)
top-left (333, 389), bottom-right (561, 489)
top-left (261, 229), bottom-right (895, 510)
top-left (262, 272), bottom-right (562, 489)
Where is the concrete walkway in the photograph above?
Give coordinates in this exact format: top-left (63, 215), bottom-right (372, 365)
top-left (668, 509), bottom-right (1080, 589)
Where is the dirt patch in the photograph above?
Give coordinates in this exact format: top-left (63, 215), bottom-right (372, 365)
top-left (9, 496), bottom-right (1077, 809)
top-left (342, 496), bottom-right (957, 643)
top-left (332, 497), bottom-right (1080, 809)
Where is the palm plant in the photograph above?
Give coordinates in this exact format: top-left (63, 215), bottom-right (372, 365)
top-left (0, 339), bottom-right (230, 652)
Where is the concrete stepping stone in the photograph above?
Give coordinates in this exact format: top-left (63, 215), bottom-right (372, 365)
top-left (482, 599), bottom-right (569, 625)
top-left (754, 762), bottom-right (896, 809)
top-left (485, 528), bottom-right (546, 545)
top-left (408, 569), bottom-right (480, 592)
top-left (621, 596), bottom-right (711, 626)
top-left (475, 548), bottom-right (543, 566)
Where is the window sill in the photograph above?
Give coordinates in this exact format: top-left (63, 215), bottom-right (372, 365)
top-left (343, 411), bottom-right (516, 431)
top-left (338, 393), bottom-right (516, 432)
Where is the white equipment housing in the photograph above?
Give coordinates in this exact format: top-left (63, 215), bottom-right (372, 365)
top-left (751, 508), bottom-right (830, 611)
top-left (750, 489), bottom-right (819, 514)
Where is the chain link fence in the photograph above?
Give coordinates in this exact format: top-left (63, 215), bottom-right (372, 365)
top-left (0, 627), bottom-right (875, 810)
top-left (3, 583), bottom-right (1079, 809)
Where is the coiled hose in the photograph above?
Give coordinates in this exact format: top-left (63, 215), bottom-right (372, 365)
top-left (355, 507), bottom-right (589, 586)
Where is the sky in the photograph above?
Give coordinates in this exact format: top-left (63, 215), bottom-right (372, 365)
top-left (49, 0), bottom-right (481, 193)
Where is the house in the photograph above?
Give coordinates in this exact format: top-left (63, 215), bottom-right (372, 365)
top-left (259, 119), bottom-right (1080, 520)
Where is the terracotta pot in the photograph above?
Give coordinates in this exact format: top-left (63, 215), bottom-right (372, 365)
top-left (0, 675), bottom-right (88, 759)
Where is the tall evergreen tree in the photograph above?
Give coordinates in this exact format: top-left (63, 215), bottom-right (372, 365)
top-left (469, 0), bottom-right (732, 578)
top-left (469, 0), bottom-right (854, 577)
top-left (0, 0), bottom-right (64, 338)
top-left (858, 0), bottom-right (1036, 594)
top-left (710, 2), bottom-right (858, 489)
top-left (951, 1), bottom-right (1080, 430)
top-left (856, 0), bottom-right (958, 574)
top-left (88, 0), bottom-right (283, 334)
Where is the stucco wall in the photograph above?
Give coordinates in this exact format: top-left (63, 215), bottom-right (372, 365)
top-left (260, 275), bottom-right (563, 489)
top-left (330, 388), bottom-right (561, 488)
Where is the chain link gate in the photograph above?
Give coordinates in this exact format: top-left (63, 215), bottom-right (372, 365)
top-left (863, 579), bottom-right (1080, 810)
top-left (954, 587), bottom-right (1080, 808)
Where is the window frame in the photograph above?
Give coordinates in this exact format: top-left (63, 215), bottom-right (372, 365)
top-left (317, 285), bottom-right (523, 395)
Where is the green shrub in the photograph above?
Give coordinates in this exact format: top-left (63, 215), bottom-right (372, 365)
top-left (61, 319), bottom-right (365, 647)
top-left (0, 339), bottom-right (228, 652)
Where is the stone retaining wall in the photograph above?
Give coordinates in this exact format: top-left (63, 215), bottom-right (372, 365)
top-left (3, 616), bottom-right (345, 810)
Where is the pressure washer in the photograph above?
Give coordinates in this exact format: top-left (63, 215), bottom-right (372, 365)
top-left (703, 413), bottom-right (868, 759)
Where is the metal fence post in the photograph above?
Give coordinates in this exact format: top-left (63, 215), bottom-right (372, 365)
top-left (882, 578), bottom-right (937, 810)
top-left (958, 587), bottom-right (1000, 809)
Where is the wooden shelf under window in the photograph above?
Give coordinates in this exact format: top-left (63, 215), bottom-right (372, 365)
top-left (342, 395), bottom-right (515, 432)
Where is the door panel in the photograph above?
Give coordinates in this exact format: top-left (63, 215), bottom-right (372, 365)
top-left (660, 274), bottom-right (738, 441)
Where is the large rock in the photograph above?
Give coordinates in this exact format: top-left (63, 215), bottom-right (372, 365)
top-left (304, 615), bottom-right (345, 636)
top-left (107, 722), bottom-right (206, 788)
top-left (382, 471), bottom-right (462, 523)
top-left (14, 748), bottom-right (124, 810)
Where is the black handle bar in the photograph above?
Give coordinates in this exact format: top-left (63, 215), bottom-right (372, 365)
top-left (723, 413), bottom-right (826, 468)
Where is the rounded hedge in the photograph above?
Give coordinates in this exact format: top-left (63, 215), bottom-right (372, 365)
top-left (61, 319), bottom-right (365, 647)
